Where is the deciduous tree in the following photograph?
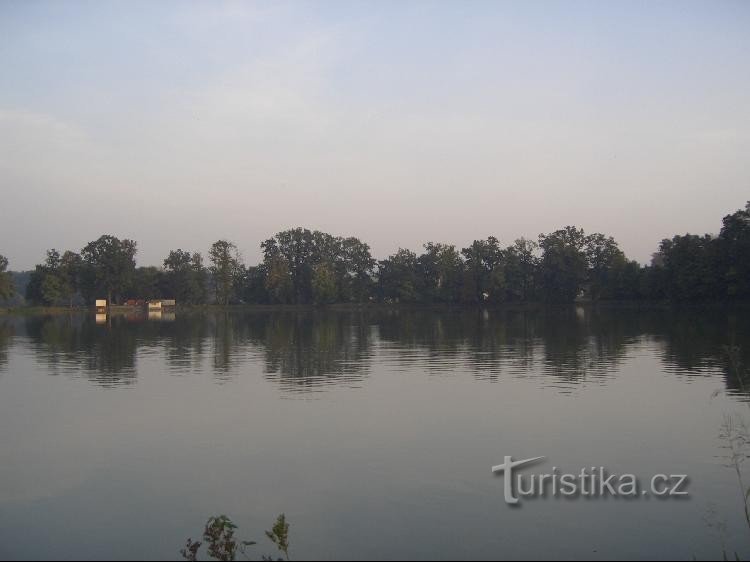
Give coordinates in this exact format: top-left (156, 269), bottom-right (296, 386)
top-left (0, 255), bottom-right (14, 301)
top-left (81, 235), bottom-right (137, 305)
top-left (209, 240), bottom-right (241, 305)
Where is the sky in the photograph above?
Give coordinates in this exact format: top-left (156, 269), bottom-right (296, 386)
top-left (1, 0), bottom-right (749, 270)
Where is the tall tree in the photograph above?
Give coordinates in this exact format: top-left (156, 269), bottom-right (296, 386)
top-left (164, 249), bottom-right (208, 304)
top-left (377, 249), bottom-right (420, 303)
top-left (658, 234), bottom-right (720, 301)
top-left (585, 233), bottom-right (626, 301)
top-left (260, 228), bottom-right (375, 304)
top-left (130, 266), bottom-right (165, 300)
top-left (339, 237), bottom-right (376, 303)
top-left (718, 202), bottom-right (750, 299)
top-left (241, 264), bottom-right (271, 304)
top-left (261, 228), bottom-right (320, 304)
top-left (81, 235), bottom-right (137, 304)
top-left (538, 227), bottom-right (588, 303)
top-left (264, 256), bottom-right (294, 304)
top-left (26, 249), bottom-right (78, 306)
top-left (418, 243), bottom-right (464, 303)
top-left (26, 265), bottom-right (45, 305)
top-left (0, 255), bottom-right (13, 301)
top-left (41, 250), bottom-right (66, 305)
top-left (503, 238), bottom-right (539, 302)
top-left (312, 262), bottom-right (338, 304)
top-left (209, 240), bottom-right (241, 305)
top-left (59, 251), bottom-right (83, 307)
top-left (189, 252), bottom-right (208, 304)
top-left (604, 257), bottom-right (645, 300)
top-left (461, 237), bottom-right (504, 303)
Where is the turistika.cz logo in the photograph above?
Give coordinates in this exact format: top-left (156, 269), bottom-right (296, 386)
top-left (491, 456), bottom-right (689, 505)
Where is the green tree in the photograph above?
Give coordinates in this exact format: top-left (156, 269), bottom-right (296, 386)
top-left (41, 269), bottom-right (66, 304)
top-left (81, 235), bottom-right (137, 304)
top-left (718, 202), bottom-right (750, 299)
top-left (261, 228), bottom-right (374, 304)
top-left (377, 249), bottom-right (420, 303)
top-left (585, 233), bottom-right (626, 300)
top-left (26, 266), bottom-right (45, 305)
top-left (59, 251), bottom-right (83, 307)
top-left (130, 266), bottom-right (164, 300)
top-left (340, 236), bottom-right (376, 302)
top-left (538, 226), bottom-right (588, 303)
top-left (311, 262), bottom-right (338, 304)
top-left (264, 256), bottom-right (294, 304)
top-left (503, 238), bottom-right (539, 302)
top-left (659, 234), bottom-right (720, 301)
top-left (41, 248), bottom-right (72, 305)
top-left (164, 249), bottom-right (208, 304)
top-left (0, 255), bottom-right (14, 301)
top-left (604, 257), bottom-right (645, 300)
top-left (209, 240), bottom-right (241, 305)
top-left (190, 252), bottom-right (208, 303)
top-left (262, 229), bottom-right (316, 304)
top-left (461, 237), bottom-right (504, 303)
top-left (26, 249), bottom-right (77, 306)
top-left (418, 242), bottom-right (464, 303)
top-left (240, 264), bottom-right (270, 304)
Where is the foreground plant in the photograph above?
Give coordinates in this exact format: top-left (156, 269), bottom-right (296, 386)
top-left (264, 514), bottom-right (290, 561)
top-left (181, 514), bottom-right (290, 561)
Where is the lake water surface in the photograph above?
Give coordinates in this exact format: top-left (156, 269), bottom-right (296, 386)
top-left (1, 307), bottom-right (749, 560)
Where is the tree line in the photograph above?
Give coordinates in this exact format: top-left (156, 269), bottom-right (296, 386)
top-left (1, 202), bottom-right (748, 307)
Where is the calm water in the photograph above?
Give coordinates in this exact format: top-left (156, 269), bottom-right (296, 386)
top-left (1, 307), bottom-right (750, 560)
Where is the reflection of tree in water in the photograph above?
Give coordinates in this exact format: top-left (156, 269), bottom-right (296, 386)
top-left (529, 306), bottom-right (750, 392)
top-left (197, 311), bottom-right (276, 378)
top-left (464, 309), bottom-right (538, 380)
top-left (374, 308), bottom-right (541, 377)
top-left (375, 309), bottom-right (465, 351)
top-left (374, 309), bottom-right (466, 374)
top-left (722, 343), bottom-right (750, 398)
top-left (13, 306), bottom-right (750, 396)
top-left (0, 318), bottom-right (15, 371)
top-left (372, 307), bottom-right (633, 384)
top-left (117, 311), bottom-right (212, 375)
top-left (535, 307), bottom-right (634, 383)
top-left (23, 313), bottom-right (215, 386)
top-left (650, 308), bottom-right (735, 371)
top-left (23, 314), bottom-right (139, 387)
top-left (460, 306), bottom-right (750, 391)
top-left (148, 313), bottom-right (209, 374)
top-left (368, 305), bottom-right (750, 393)
top-left (247, 311), bottom-right (372, 393)
top-left (637, 307), bottom-right (750, 397)
top-left (210, 312), bottom-right (241, 378)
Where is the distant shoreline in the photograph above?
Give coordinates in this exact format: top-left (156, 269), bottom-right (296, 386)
top-left (2, 301), bottom-right (749, 317)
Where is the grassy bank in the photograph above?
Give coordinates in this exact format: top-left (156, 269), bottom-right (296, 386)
top-left (0, 306), bottom-right (88, 316)
top-left (2, 300), bottom-right (749, 317)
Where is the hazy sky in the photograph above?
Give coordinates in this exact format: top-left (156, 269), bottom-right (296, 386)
top-left (1, 0), bottom-right (748, 270)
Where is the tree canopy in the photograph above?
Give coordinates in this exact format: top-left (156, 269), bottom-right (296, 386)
top-left (209, 240), bottom-right (242, 305)
top-left (81, 235), bottom-right (137, 305)
top-left (0, 255), bottom-right (13, 301)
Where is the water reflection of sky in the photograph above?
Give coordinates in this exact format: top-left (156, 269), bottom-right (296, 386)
top-left (0, 308), bottom-right (749, 559)
top-left (0, 308), bottom-right (747, 396)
